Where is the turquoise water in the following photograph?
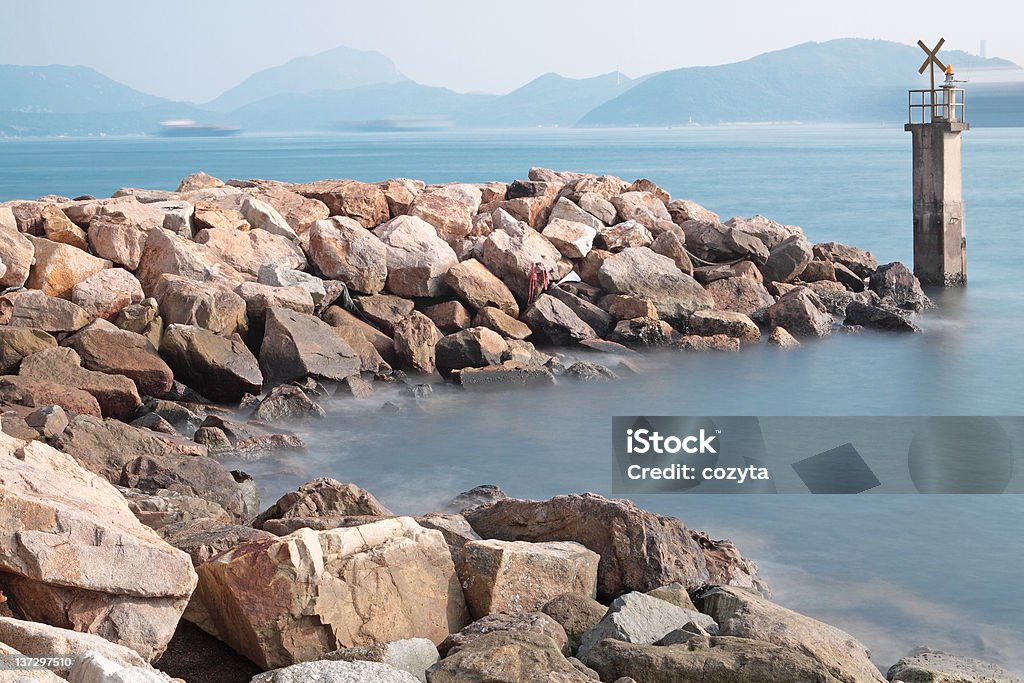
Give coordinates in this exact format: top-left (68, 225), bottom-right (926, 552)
top-left (2, 127), bottom-right (1023, 671)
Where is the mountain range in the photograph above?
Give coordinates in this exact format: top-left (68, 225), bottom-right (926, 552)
top-left (1, 38), bottom-right (1021, 138)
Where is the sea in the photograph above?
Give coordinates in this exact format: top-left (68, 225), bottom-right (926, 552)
top-left (2, 125), bottom-right (1022, 673)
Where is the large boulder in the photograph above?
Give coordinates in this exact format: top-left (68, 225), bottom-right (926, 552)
top-left (479, 227), bottom-right (562, 301)
top-left (246, 181), bottom-right (330, 235)
top-left (699, 585), bottom-right (885, 682)
top-left (0, 290), bottom-right (92, 334)
top-left (813, 242), bottom-right (878, 278)
top-left (542, 219), bottom-right (597, 259)
top-left (868, 262), bottom-right (931, 311)
top-left (235, 281), bottom-right (315, 318)
top-left (253, 478), bottom-right (392, 530)
top-left (438, 612), bottom-right (568, 658)
top-left (887, 649), bottom-right (1021, 683)
top-left (595, 220), bottom-right (655, 252)
top-left (39, 204), bottom-right (86, 249)
top-left (356, 294), bottom-right (414, 335)
top-left (86, 215), bottom-right (150, 269)
top-left (374, 216), bottom-right (459, 298)
top-left (119, 454), bottom-right (254, 525)
top-left (542, 593), bottom-right (607, 655)
top-left (24, 237), bottom-right (111, 298)
top-left (547, 288), bottom-right (614, 337)
top-left (426, 631), bottom-right (591, 683)
top-left (0, 326), bottom-right (56, 374)
top-left (408, 190), bottom-right (475, 242)
top-left (705, 276), bottom-right (775, 316)
top-left (0, 617), bottom-right (151, 676)
top-left (159, 324), bottom-right (263, 402)
top-left (0, 220), bottom-right (34, 287)
top-left (434, 327), bottom-right (507, 378)
top-left (762, 235), bottom-right (814, 283)
top-left (134, 228), bottom-right (245, 295)
top-left (307, 217), bottom-right (388, 294)
top-left (0, 377), bottom-right (101, 418)
top-left (239, 196), bottom-right (297, 240)
top-left (610, 191), bottom-right (672, 232)
top-left (153, 274), bottom-right (248, 337)
top-left (393, 311), bottom-right (443, 374)
top-left (725, 214), bottom-right (804, 250)
top-left (688, 310), bottom-right (761, 344)
top-left (521, 294), bottom-right (597, 346)
top-left (443, 258), bottom-right (520, 317)
top-left (459, 540), bottom-right (600, 619)
top-left (69, 268), bottom-right (144, 321)
top-left (378, 178), bottom-right (425, 217)
top-left (252, 660), bottom-right (420, 683)
top-left (679, 220), bottom-right (770, 264)
top-left (668, 199), bottom-right (720, 225)
top-left (191, 517), bottom-right (470, 669)
top-left (598, 247), bottom-right (713, 323)
top-left (548, 197), bottom-right (604, 231)
top-left (650, 230), bottom-right (694, 275)
top-left (293, 179), bottom-right (390, 228)
top-left (0, 431), bottom-right (197, 661)
top-left (19, 347), bottom-right (140, 419)
top-left (474, 307), bottom-right (532, 340)
top-left (765, 288), bottom-right (834, 338)
top-left (844, 301), bottom-right (921, 333)
top-left (259, 307), bottom-right (361, 385)
top-left (63, 326), bottom-right (174, 397)
top-left (194, 226), bottom-right (306, 277)
top-left (464, 493), bottom-right (711, 602)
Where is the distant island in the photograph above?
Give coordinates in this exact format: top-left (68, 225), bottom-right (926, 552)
top-left (1, 38), bottom-right (1022, 138)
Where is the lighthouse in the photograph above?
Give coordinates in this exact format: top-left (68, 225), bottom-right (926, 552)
top-left (905, 38), bottom-right (968, 286)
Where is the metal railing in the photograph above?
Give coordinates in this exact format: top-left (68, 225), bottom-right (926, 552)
top-left (908, 88), bottom-right (966, 124)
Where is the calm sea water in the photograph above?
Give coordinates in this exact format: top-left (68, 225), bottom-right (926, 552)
top-left (2, 127), bottom-right (1023, 671)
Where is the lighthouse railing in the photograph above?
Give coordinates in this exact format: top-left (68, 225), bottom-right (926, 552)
top-left (908, 88), bottom-right (966, 124)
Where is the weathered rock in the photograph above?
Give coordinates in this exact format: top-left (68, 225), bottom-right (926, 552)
top-left (610, 192), bottom-right (672, 232)
top-left (813, 242), bottom-right (878, 278)
top-left (680, 220), bottom-right (770, 265)
top-left (706, 276), bottom-right (775, 316)
top-left (627, 179), bottom-right (671, 204)
top-left (373, 216), bottom-right (459, 297)
top-left (548, 197), bottom-right (604, 231)
top-left (356, 294), bottom-right (414, 335)
top-left (240, 196), bottom-right (297, 240)
top-left (869, 262), bottom-right (932, 311)
top-left (193, 202), bottom-right (248, 232)
top-left (689, 532), bottom-right (769, 596)
top-left (134, 228), bottom-right (245, 295)
top-left (192, 517), bottom-right (469, 668)
top-left (763, 235), bottom-right (814, 283)
top-left (456, 364), bottom-right (556, 388)
top-left (0, 220), bottom-right (34, 288)
top-left (0, 376), bottom-right (101, 418)
top-left (542, 219), bottom-right (597, 259)
top-left (258, 265), bottom-right (327, 306)
top-left (768, 326), bottom-right (801, 349)
top-left (607, 318), bottom-right (675, 347)
top-left (887, 649), bottom-right (1021, 683)
top-left (252, 659), bottom-right (419, 683)
top-left (63, 326), bottom-right (174, 397)
top-left (19, 347), bottom-right (140, 419)
top-left (800, 260), bottom-right (837, 282)
top-left (668, 199), bottom-right (719, 225)
top-left (39, 204), bottom-right (87, 249)
top-left (24, 404), bottom-right (70, 438)
top-left (564, 361), bottom-right (617, 382)
top-left (325, 637), bottom-right (439, 682)
top-left (676, 334), bottom-right (740, 352)
top-left (577, 249), bottom-right (612, 287)
top-left (596, 220), bottom-right (654, 252)
top-left (0, 431), bottom-right (197, 661)
top-left (87, 217), bottom-right (151, 273)
top-left (293, 179), bottom-right (390, 228)
top-left (765, 288), bottom-right (833, 338)
top-left (178, 172), bottom-right (224, 193)
top-left (0, 326), bottom-right (56, 374)
top-left (153, 275), bottom-right (248, 337)
top-left (474, 307), bottom-right (532, 340)
top-left (688, 310), bottom-right (761, 344)
top-left (409, 191), bottom-right (475, 242)
top-left (427, 630), bottom-right (590, 683)
top-left (443, 258), bottom-right (520, 317)
top-left (260, 307), bottom-right (360, 385)
top-left (159, 324), bottom-right (263, 402)
top-left (844, 301), bottom-right (921, 333)
top-left (378, 178), bottom-right (425, 217)
top-left (120, 453), bottom-right (250, 525)
top-left (307, 217), bottom-right (388, 294)
top-left (0, 290), bottom-right (92, 334)
top-left (66, 650), bottom-right (188, 682)
top-left (235, 281), bottom-right (315, 318)
top-left (480, 227), bottom-right (562, 301)
top-left (244, 181), bottom-right (331, 235)
top-left (693, 260), bottom-right (763, 285)
top-left (253, 478), bottom-right (390, 530)
top-left (699, 585), bottom-right (885, 682)
top-left (598, 248), bottom-right (713, 323)
top-left (547, 288), bottom-right (613, 337)
top-left (447, 485), bottom-right (508, 513)
top-left (194, 226), bottom-right (306, 277)
top-left (725, 215), bottom-right (805, 250)
top-left (323, 306), bottom-right (396, 365)
top-left (464, 493), bottom-right (710, 602)
top-left (0, 616), bottom-right (151, 676)
top-left (573, 193), bottom-right (616, 226)
top-left (522, 295), bottom-right (596, 346)
top-left (159, 518), bottom-right (274, 567)
top-left (650, 230), bottom-right (693, 275)
top-left (600, 295), bottom-right (658, 321)
top-left (393, 311), bottom-right (443, 374)
top-left (440, 612), bottom-right (568, 657)
top-left (423, 300), bottom-right (471, 334)
top-left (24, 237), bottom-right (111, 298)
top-left (434, 327), bottom-right (507, 378)
top-left (121, 485), bottom-right (232, 530)
top-left (68, 268), bottom-right (144, 321)
top-left (252, 385), bottom-right (325, 422)
top-left (542, 593), bottom-right (608, 655)
top-left (576, 591), bottom-right (718, 660)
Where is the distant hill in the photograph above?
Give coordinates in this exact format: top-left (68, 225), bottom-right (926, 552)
top-left (577, 39), bottom-right (1019, 126)
top-left (206, 45), bottom-right (405, 111)
top-left (0, 64), bottom-right (165, 114)
top-left (468, 72), bottom-right (640, 127)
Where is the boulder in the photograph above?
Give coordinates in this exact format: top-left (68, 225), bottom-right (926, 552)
top-left (235, 281), bottom-right (315, 318)
top-left (679, 220), bottom-right (770, 265)
top-left (548, 197), bottom-right (604, 231)
top-left (0, 431), bottom-right (197, 661)
top-left (323, 306), bottom-right (397, 365)
top-left (576, 192), bottom-right (617, 225)
top-left (650, 230), bottom-right (693, 275)
top-left (689, 531), bottom-right (769, 596)
top-left (0, 377), bottom-right (101, 418)
top-left (813, 242), bottom-right (878, 278)
top-left (239, 196), bottom-right (297, 240)
top-left (293, 179), bottom-right (390, 228)
top-left (63, 326), bottom-right (174, 397)
top-left (134, 228), bottom-right (245, 295)
top-left (600, 295), bottom-right (658, 321)
top-left (459, 540), bottom-right (600, 619)
top-left (869, 262), bottom-right (931, 311)
top-left (607, 318), bottom-right (675, 348)
top-left (668, 199), bottom-right (719, 225)
top-left (598, 248), bottom-right (713, 323)
top-left (121, 486), bottom-right (233, 531)
top-left (521, 295), bottom-right (597, 346)
top-left (194, 226), bottom-right (306, 277)
top-left (800, 260), bottom-right (837, 282)
top-left (0, 220), bottom-right (34, 287)
top-left (69, 268), bottom-right (144, 321)
top-left (119, 453), bottom-right (251, 524)
top-left (427, 630), bottom-right (591, 683)
top-left (325, 637), bottom-right (439, 682)
top-left (153, 275), bottom-right (248, 337)
top-left (542, 219), bottom-right (597, 259)
top-left (435, 327), bottom-right (507, 378)
top-left (609, 192), bottom-right (672, 231)
top-left (564, 361), bottom-right (617, 382)
top-left (579, 249), bottom-right (614, 287)
top-left (393, 311), bottom-right (443, 373)
top-left (766, 288), bottom-right (833, 338)
top-left (725, 215), bottom-right (804, 250)
top-left (307, 217), bottom-right (388, 294)
top-left (378, 178), bottom-right (425, 217)
top-left (408, 191), bottom-right (475, 242)
top-left (676, 334), bottom-right (740, 352)
top-left (374, 215), bottom-right (459, 298)
top-left (595, 220), bottom-right (654, 252)
top-left (762, 235), bottom-right (814, 283)
top-left (86, 215), bottom-right (150, 269)
top-left (699, 585), bottom-right (885, 682)
top-left (253, 478), bottom-right (391, 530)
top-left (688, 310), bottom-right (761, 344)
top-left (260, 307), bottom-right (361, 385)
top-left (0, 617), bottom-right (150, 676)
top-left (768, 326), bottom-right (801, 349)
top-left (474, 307), bottom-right (532, 340)
top-left (191, 517), bottom-right (470, 669)
top-left (464, 493), bottom-right (711, 602)
top-left (0, 291), bottom-right (87, 334)
top-left (547, 288), bottom-right (614, 337)
top-left (258, 265), bottom-right (327, 306)
top-left (542, 593), bottom-right (608, 655)
top-left (19, 347), bottom-right (140, 419)
top-left (887, 649), bottom-right (1021, 683)
top-left (193, 202), bottom-right (248, 232)
top-left (24, 237), bottom-right (111, 298)
top-left (39, 204), bottom-right (87, 250)
top-left (178, 172), bottom-right (223, 192)
top-left (693, 260), bottom-right (763, 285)
top-left (246, 181), bottom-right (330, 235)
top-left (443, 258), bottom-right (519, 317)
top-left (439, 612), bottom-right (568, 657)
top-left (159, 518), bottom-right (274, 566)
top-left (252, 385), bottom-right (325, 421)
top-left (0, 326), bottom-right (56, 374)
top-left (252, 660), bottom-right (420, 683)
top-left (456, 364), bottom-right (556, 388)
top-left (424, 300), bottom-right (471, 334)
top-left (705, 276), bottom-right (775, 316)
top-left (159, 324), bottom-right (263, 402)
top-left (356, 294), bottom-right (415, 335)
top-left (844, 301), bottom-right (921, 333)
top-left (480, 227), bottom-right (562, 301)
top-left (576, 591), bottom-right (718, 661)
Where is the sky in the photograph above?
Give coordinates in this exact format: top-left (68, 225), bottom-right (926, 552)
top-left (1, 0), bottom-right (1020, 103)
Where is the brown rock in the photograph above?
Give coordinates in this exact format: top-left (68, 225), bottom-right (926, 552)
top-left (253, 478), bottom-right (391, 530)
top-left (427, 630), bottom-right (590, 683)
top-left (39, 205), bottom-right (87, 250)
top-left (293, 179), bottom-right (390, 228)
top-left (154, 274), bottom-right (248, 337)
top-left (134, 228), bottom-right (245, 295)
top-left (424, 300), bottom-right (472, 333)
top-left (598, 247), bottom-right (713, 323)
top-left (725, 214), bottom-right (805, 250)
top-left (595, 220), bottom-right (654, 252)
top-left (392, 311), bottom-right (443, 373)
top-left (0, 376), bottom-right (102, 418)
top-left (627, 179), bottom-right (671, 204)
top-left (675, 335), bottom-right (740, 352)
top-left (579, 249), bottom-right (613, 287)
top-left (480, 227), bottom-right (562, 301)
top-left (86, 215), bottom-right (150, 269)
top-left (63, 325), bottom-right (173, 398)
top-left (600, 295), bottom-right (658, 321)
top-left (159, 518), bottom-right (274, 566)
top-left (177, 172), bottom-right (224, 192)
top-left (542, 593), bottom-right (609, 655)
top-left (374, 215), bottom-right (459, 298)
top-left (435, 327), bottom-right (507, 378)
top-left (377, 178), bottom-right (424, 217)
top-left (159, 324), bottom-right (263, 402)
top-left (521, 294), bottom-right (596, 346)
top-left (444, 258), bottom-right (520, 317)
top-left (812, 241), bottom-right (878, 278)
top-left (762, 235), bottom-right (814, 283)
top-left (260, 307), bottom-right (361, 385)
top-left (766, 288), bottom-right (833, 338)
top-left (323, 306), bottom-right (396, 366)
top-left (667, 199), bottom-right (719, 225)
top-left (690, 531), bottom-right (769, 595)
top-left (609, 192), bottom-right (671, 231)
top-left (474, 307), bottom-right (532, 339)
top-left (688, 310), bottom-right (761, 344)
top-left (542, 219), bottom-right (597, 259)
top-left (607, 318), bottom-right (675, 348)
top-left (0, 290), bottom-right (92, 333)
top-left (19, 347), bottom-right (141, 419)
top-left (768, 326), bottom-right (801, 349)
top-left (705, 276), bottom-right (775, 316)
top-left (307, 217), bottom-right (388, 294)
top-left (194, 226), bottom-right (305, 277)
top-left (247, 182), bottom-right (329, 235)
top-left (24, 237), bottom-right (111, 298)
top-left (69, 268), bottom-right (144, 320)
top-left (408, 191), bottom-right (474, 242)
top-left (650, 230), bottom-right (693, 275)
top-left (0, 220), bottom-right (34, 287)
top-left (577, 192), bottom-right (617, 225)
top-left (193, 202), bottom-right (248, 232)
top-left (440, 611), bottom-right (569, 657)
top-left (0, 326), bottom-right (57, 374)
top-left (356, 293), bottom-right (415, 335)
top-left (234, 281), bottom-right (315, 318)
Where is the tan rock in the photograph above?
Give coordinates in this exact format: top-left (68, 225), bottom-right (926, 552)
top-left (610, 191), bottom-right (672, 231)
top-left (443, 258), bottom-right (519, 317)
top-left (767, 326), bottom-right (801, 349)
top-left (676, 334), bottom-right (741, 352)
top-left (87, 215), bottom-right (150, 269)
top-left (0, 617), bottom-right (150, 676)
top-left (393, 310), bottom-right (442, 373)
top-left (459, 540), bottom-right (600, 619)
top-left (0, 376), bottom-right (102, 418)
top-left (668, 199), bottom-right (719, 225)
top-left (193, 201), bottom-right (248, 232)
top-left (377, 178), bottom-right (424, 217)
top-left (247, 182), bottom-right (329, 235)
top-left (579, 249), bottom-right (613, 287)
top-left (323, 306), bottom-right (396, 366)
top-left (235, 281), bottom-right (314, 318)
top-left (240, 196), bottom-right (297, 239)
top-left (177, 172), bottom-right (224, 192)
top-left (408, 191), bottom-right (474, 242)
top-left (307, 217), bottom-right (388, 294)
top-left (374, 215), bottom-right (459, 298)
top-left (70, 268), bottom-right (144, 320)
top-left (134, 228), bottom-right (246, 295)
top-left (473, 306), bottom-right (531, 340)
top-left (191, 517), bottom-right (470, 669)
top-left (650, 230), bottom-right (693, 275)
top-left (542, 219), bottom-right (597, 259)
top-left (194, 226), bottom-right (305, 277)
top-left (688, 310), bottom-right (761, 344)
top-left (253, 478), bottom-right (391, 530)
top-left (293, 179), bottom-right (390, 228)
top-left (424, 300), bottom-right (471, 334)
top-left (480, 227), bottom-right (561, 301)
top-left (705, 276), bottom-right (775, 316)
top-left (62, 325), bottom-right (174, 398)
top-left (39, 204), bottom-right (87, 250)
top-left (0, 431), bottom-right (197, 661)
top-left (154, 274), bottom-right (248, 337)
top-left (24, 237), bottom-right (111, 298)
top-left (0, 217), bottom-right (34, 288)
top-left (19, 347), bottom-right (141, 419)
top-left (476, 182), bottom-right (507, 204)
top-left (260, 307), bottom-right (361, 385)
top-left (601, 295), bottom-right (658, 321)
top-left (0, 290), bottom-right (91, 333)
top-left (0, 326), bottom-right (57, 374)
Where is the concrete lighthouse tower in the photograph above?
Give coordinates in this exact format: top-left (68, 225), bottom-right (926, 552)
top-left (905, 38), bottom-right (969, 286)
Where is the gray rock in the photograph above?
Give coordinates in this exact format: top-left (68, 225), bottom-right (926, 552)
top-left (325, 638), bottom-right (438, 682)
top-left (250, 659), bottom-right (419, 683)
top-left (762, 235), bottom-right (813, 283)
top-left (766, 288), bottom-right (833, 338)
top-left (241, 196), bottom-right (297, 240)
top-left (68, 651), bottom-right (172, 683)
top-left (521, 294), bottom-right (597, 346)
top-left (869, 262), bottom-right (932, 311)
top-left (597, 247), bottom-right (713, 323)
top-left (159, 324), bottom-right (263, 403)
top-left (258, 265), bottom-right (327, 305)
top-left (844, 301), bottom-right (921, 333)
top-left (679, 219), bottom-right (770, 265)
top-left (260, 307), bottom-right (361, 385)
top-left (887, 649), bottom-right (1023, 682)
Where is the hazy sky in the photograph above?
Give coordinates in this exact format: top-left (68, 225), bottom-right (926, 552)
top-left (1, 0), bottom-right (1019, 102)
